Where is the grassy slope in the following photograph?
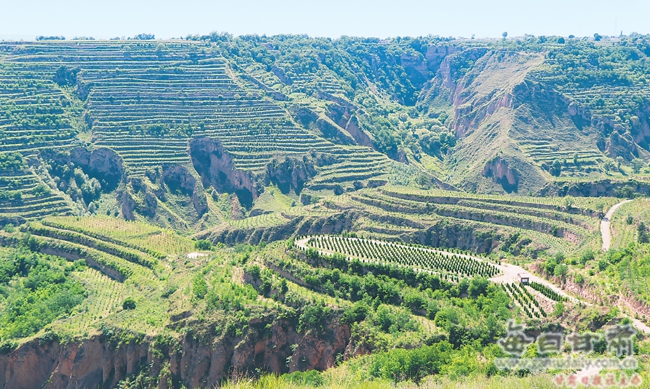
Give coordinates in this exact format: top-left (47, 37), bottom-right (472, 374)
top-left (610, 198), bottom-right (650, 249)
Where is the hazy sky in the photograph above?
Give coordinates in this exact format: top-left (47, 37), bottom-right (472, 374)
top-left (1, 0), bottom-right (648, 40)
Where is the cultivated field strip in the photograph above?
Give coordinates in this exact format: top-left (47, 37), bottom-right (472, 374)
top-left (380, 186), bottom-right (617, 214)
top-left (0, 165), bottom-right (72, 222)
top-left (26, 221), bottom-right (157, 268)
top-left (0, 61), bottom-right (79, 155)
top-left (27, 234), bottom-right (137, 281)
top-left (502, 282), bottom-right (547, 319)
top-left (301, 235), bottom-right (499, 278)
top-left (40, 219), bottom-right (166, 258)
top-left (350, 191), bottom-right (588, 238)
top-left (227, 212), bottom-right (290, 229)
top-left (58, 267), bottom-right (127, 333)
top-left (45, 215), bottom-right (195, 255)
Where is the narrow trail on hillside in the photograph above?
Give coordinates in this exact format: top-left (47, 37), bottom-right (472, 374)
top-left (620, 298), bottom-right (650, 335)
top-left (601, 199), bottom-right (633, 251)
top-left (595, 200), bottom-right (650, 336)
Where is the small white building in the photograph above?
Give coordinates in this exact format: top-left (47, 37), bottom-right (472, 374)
top-left (517, 272), bottom-right (531, 285)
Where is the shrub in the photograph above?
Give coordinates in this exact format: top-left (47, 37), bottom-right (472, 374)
top-left (554, 264), bottom-right (568, 277)
top-left (553, 302), bottom-right (565, 317)
top-left (368, 341), bottom-right (455, 383)
top-left (342, 301), bottom-right (369, 324)
top-left (298, 301), bottom-right (330, 333)
top-left (194, 240), bottom-right (213, 251)
top-left (33, 184), bottom-right (51, 196)
top-left (638, 222), bottom-right (648, 244)
top-left (122, 298), bottom-right (136, 310)
top-left (0, 340), bottom-right (17, 355)
top-left (468, 277), bottom-right (489, 298)
top-left (575, 274), bottom-right (584, 284)
top-left (579, 249), bottom-right (595, 264)
top-left (247, 265), bottom-right (261, 279)
top-left (192, 274), bottom-right (208, 299)
top-left (281, 370), bottom-right (323, 386)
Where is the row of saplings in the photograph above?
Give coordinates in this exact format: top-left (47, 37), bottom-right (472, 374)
top-left (305, 236), bottom-right (498, 278)
top-left (284, 248), bottom-right (498, 321)
top-left (502, 282), bottom-right (547, 319)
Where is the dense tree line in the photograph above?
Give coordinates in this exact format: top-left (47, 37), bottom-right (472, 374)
top-left (0, 249), bottom-right (86, 343)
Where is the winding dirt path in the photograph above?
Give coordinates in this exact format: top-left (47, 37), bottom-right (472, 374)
top-left (619, 297), bottom-right (650, 335)
top-left (600, 200), bottom-right (633, 251)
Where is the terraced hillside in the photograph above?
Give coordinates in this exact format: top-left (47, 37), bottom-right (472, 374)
top-left (0, 153), bottom-right (72, 224)
top-left (0, 41), bottom-right (395, 227)
top-left (298, 235), bottom-right (499, 279)
top-left (197, 185), bottom-right (619, 257)
top-left (2, 36), bottom-right (650, 229)
top-left (200, 34), bottom-right (650, 194)
top-left (0, 53), bottom-right (82, 155)
top-left (0, 216), bottom-right (519, 388)
top-left (1, 34), bottom-right (650, 389)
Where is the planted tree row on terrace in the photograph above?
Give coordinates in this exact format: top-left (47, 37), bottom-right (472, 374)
top-left (40, 219), bottom-right (166, 259)
top-left (26, 222), bottom-right (157, 269)
top-left (380, 188), bottom-right (614, 217)
top-left (351, 192), bottom-right (584, 239)
top-left (305, 235), bottom-right (498, 278)
top-left (19, 234), bottom-right (133, 281)
top-left (502, 282), bottom-right (547, 319)
top-left (0, 154), bottom-right (72, 221)
top-left (529, 281), bottom-right (568, 302)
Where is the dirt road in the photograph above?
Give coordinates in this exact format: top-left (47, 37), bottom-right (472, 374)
top-left (600, 200), bottom-right (633, 251)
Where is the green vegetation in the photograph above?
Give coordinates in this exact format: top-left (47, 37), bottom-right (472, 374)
top-left (528, 281), bottom-right (567, 302)
top-left (0, 211), bottom-right (645, 388)
top-left (0, 35), bottom-right (649, 389)
top-left (0, 248), bottom-right (85, 341)
top-left (122, 297), bottom-right (136, 310)
top-left (1, 36), bottom-right (649, 228)
top-left (303, 236), bottom-right (498, 278)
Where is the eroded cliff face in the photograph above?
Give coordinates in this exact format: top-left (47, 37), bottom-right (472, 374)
top-left (120, 178), bottom-right (157, 220)
top-left (415, 51), bottom-right (551, 194)
top-left (482, 157), bottom-right (519, 193)
top-left (290, 106), bottom-right (356, 146)
top-left (69, 147), bottom-right (125, 191)
top-left (162, 165), bottom-right (208, 217)
top-left (629, 104), bottom-right (650, 150)
top-left (446, 51), bottom-right (544, 138)
top-left (189, 137), bottom-right (258, 208)
top-left (265, 155), bottom-right (317, 195)
top-left (326, 103), bottom-right (374, 148)
top-left (605, 130), bottom-right (639, 161)
top-left (0, 316), bottom-right (350, 389)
